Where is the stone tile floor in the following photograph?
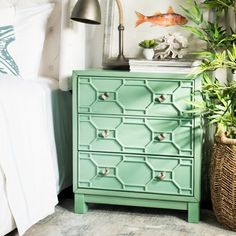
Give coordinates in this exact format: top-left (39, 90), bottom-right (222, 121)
top-left (6, 196), bottom-right (236, 236)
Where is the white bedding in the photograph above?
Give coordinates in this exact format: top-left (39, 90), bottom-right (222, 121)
top-left (0, 165), bottom-right (15, 236)
top-left (0, 77), bottom-right (71, 236)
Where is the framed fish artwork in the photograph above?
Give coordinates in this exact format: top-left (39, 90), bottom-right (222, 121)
top-left (102, 0), bottom-right (212, 68)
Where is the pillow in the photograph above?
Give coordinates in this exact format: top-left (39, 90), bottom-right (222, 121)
top-left (0, 7), bottom-right (19, 76)
top-left (15, 3), bottom-right (54, 79)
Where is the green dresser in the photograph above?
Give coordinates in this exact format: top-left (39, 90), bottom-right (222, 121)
top-left (72, 70), bottom-right (202, 223)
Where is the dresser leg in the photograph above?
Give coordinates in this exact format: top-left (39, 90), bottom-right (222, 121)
top-left (74, 194), bottom-right (88, 214)
top-left (188, 202), bottom-right (200, 223)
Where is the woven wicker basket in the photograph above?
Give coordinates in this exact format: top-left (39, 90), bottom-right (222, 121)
top-left (210, 141), bottom-right (236, 231)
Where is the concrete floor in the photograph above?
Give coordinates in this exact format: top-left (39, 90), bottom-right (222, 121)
top-left (7, 196), bottom-right (236, 236)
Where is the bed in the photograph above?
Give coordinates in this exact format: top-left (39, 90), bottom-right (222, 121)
top-left (0, 1), bottom-right (73, 235)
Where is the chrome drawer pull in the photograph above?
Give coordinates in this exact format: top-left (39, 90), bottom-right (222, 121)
top-left (100, 130), bottom-right (109, 138)
top-left (156, 172), bottom-right (165, 180)
top-left (101, 168), bottom-right (109, 176)
top-left (155, 95), bottom-right (166, 103)
top-left (156, 133), bottom-right (166, 141)
top-left (99, 92), bottom-right (109, 100)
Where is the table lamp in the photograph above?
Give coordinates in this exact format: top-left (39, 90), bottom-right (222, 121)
top-left (71, 0), bottom-right (128, 69)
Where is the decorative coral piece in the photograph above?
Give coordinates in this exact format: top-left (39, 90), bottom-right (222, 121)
top-left (153, 33), bottom-right (188, 59)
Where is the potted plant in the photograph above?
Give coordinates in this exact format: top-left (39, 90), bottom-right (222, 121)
top-left (138, 39), bottom-right (157, 60)
top-left (202, 0), bottom-right (236, 30)
top-left (182, 0), bottom-right (236, 230)
top-left (191, 71), bottom-right (236, 231)
top-left (202, 0), bottom-right (235, 14)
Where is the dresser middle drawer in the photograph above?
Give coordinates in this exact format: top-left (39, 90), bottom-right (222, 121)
top-left (78, 114), bottom-right (193, 157)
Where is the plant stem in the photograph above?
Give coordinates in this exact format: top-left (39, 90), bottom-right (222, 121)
top-left (216, 126), bottom-right (236, 144)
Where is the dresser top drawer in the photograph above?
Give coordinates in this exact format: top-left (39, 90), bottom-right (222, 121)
top-left (77, 75), bottom-right (195, 118)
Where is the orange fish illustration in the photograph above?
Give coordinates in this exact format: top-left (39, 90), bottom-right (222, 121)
top-left (135, 6), bottom-right (188, 27)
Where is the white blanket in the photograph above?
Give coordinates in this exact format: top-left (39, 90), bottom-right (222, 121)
top-left (0, 165), bottom-right (15, 236)
top-left (0, 78), bottom-right (59, 236)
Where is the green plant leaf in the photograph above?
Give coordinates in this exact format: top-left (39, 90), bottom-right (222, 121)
top-left (139, 39), bottom-right (158, 49)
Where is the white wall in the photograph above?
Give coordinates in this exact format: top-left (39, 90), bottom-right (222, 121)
top-left (84, 0), bottom-right (106, 68)
top-left (82, 2), bottom-right (236, 69)
top-left (41, 0), bottom-right (106, 89)
top-left (12, 0), bottom-right (236, 88)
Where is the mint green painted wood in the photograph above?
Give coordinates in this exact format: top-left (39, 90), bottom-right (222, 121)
top-left (78, 115), bottom-right (193, 157)
top-left (193, 76), bottom-right (203, 202)
top-left (188, 202), bottom-right (200, 223)
top-left (72, 69), bottom-right (203, 223)
top-left (72, 71), bottom-right (79, 193)
top-left (75, 188), bottom-right (198, 202)
top-left (74, 194), bottom-right (88, 214)
top-left (80, 193), bottom-right (188, 210)
top-left (78, 76), bottom-right (194, 117)
top-left (73, 69), bottom-right (193, 80)
top-left (78, 152), bottom-right (193, 196)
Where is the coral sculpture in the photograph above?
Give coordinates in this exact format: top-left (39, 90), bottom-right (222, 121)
top-left (153, 33), bottom-right (188, 59)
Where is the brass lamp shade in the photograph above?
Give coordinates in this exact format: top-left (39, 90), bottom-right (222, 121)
top-left (71, 0), bottom-right (101, 25)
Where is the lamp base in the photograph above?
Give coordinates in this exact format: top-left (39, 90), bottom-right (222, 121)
top-left (103, 56), bottom-right (129, 70)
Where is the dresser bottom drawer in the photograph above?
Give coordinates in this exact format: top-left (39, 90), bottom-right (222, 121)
top-left (77, 152), bottom-right (194, 196)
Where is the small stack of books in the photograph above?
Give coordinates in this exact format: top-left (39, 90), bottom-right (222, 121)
top-left (129, 59), bottom-right (201, 73)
